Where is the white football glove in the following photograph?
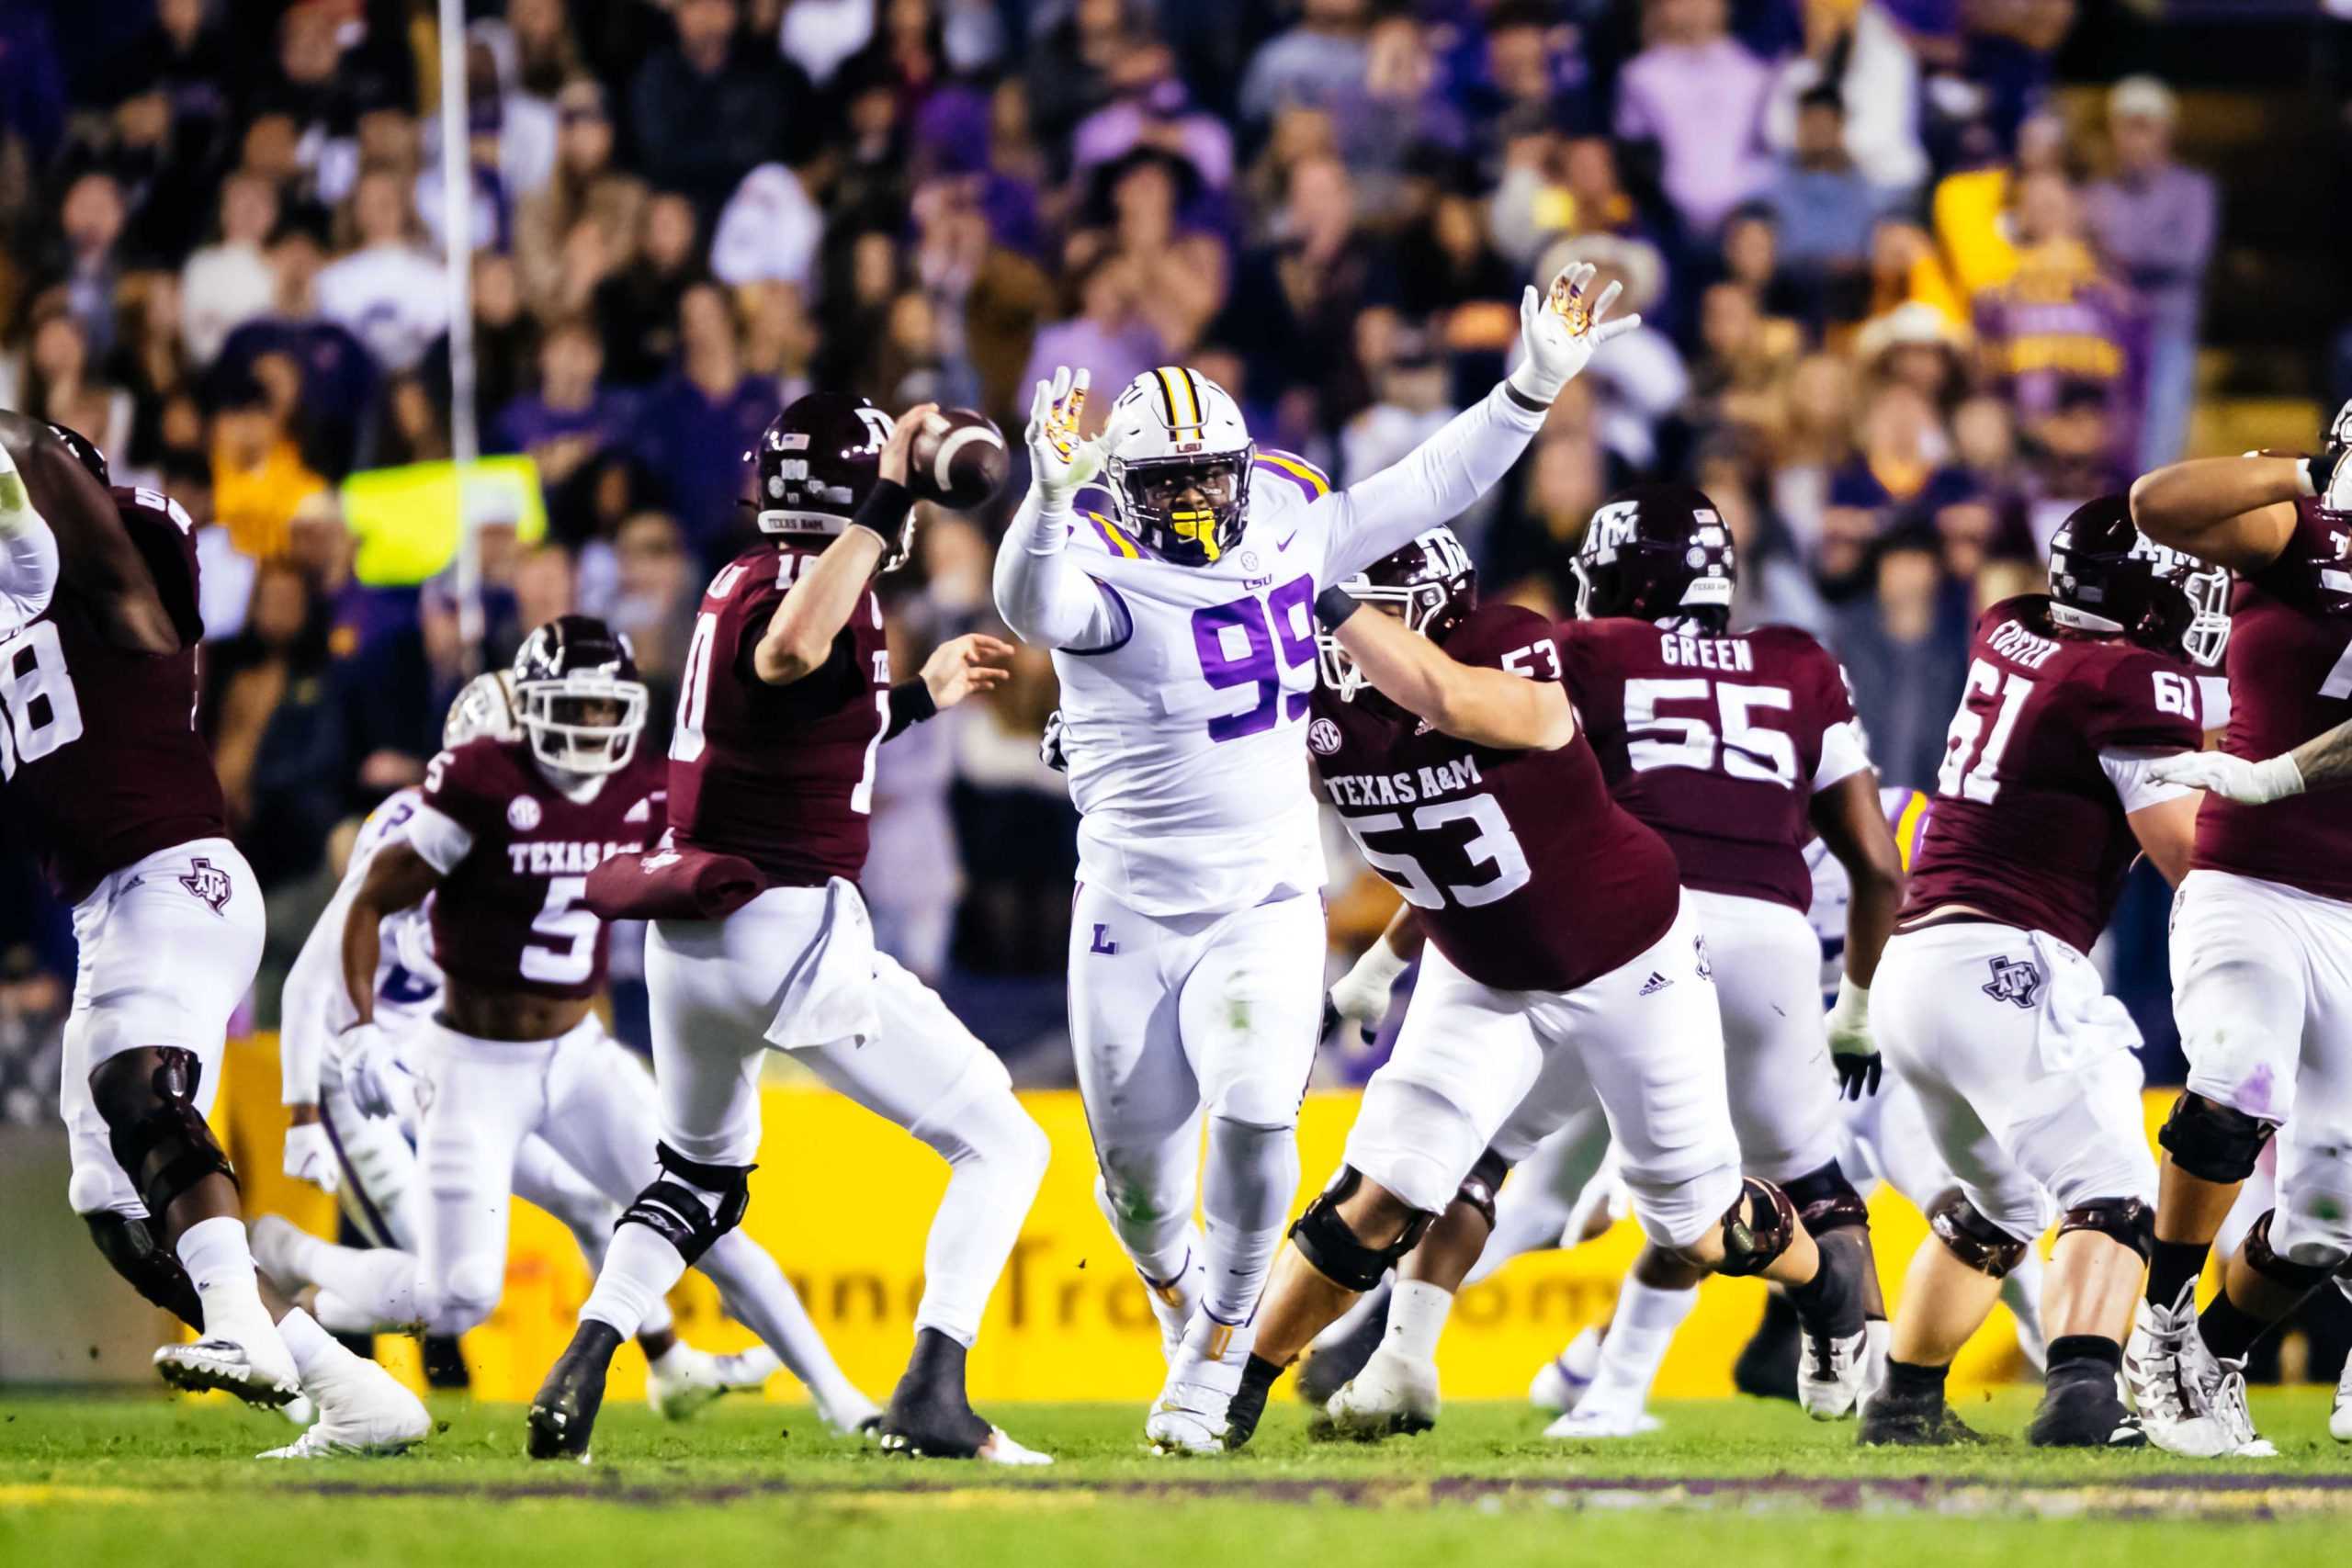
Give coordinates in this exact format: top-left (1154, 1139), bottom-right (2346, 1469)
top-left (1824, 976), bottom-right (1881, 1100)
top-left (1507, 261), bottom-right (1641, 406)
top-left (1025, 366), bottom-right (1102, 506)
top-left (1039, 707), bottom-right (1069, 773)
top-left (2147, 749), bottom-right (2304, 806)
top-left (282, 1120), bottom-right (339, 1192)
top-left (334, 1021), bottom-right (403, 1120)
top-left (1325, 935), bottom-right (1410, 1046)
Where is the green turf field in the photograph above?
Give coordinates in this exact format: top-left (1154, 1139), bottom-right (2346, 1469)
top-left (3, 1390), bottom-right (2344, 1566)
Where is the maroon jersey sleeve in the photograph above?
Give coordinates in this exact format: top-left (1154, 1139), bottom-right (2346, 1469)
top-left (1438, 603), bottom-right (1565, 682)
top-left (420, 736), bottom-right (511, 848)
top-left (2088, 650), bottom-right (2205, 755)
top-left (2192, 500), bottom-right (2352, 897)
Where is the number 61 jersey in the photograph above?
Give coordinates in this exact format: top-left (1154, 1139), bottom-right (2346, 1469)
top-left (0, 486), bottom-right (225, 903)
top-left (1309, 602), bottom-right (1682, 992)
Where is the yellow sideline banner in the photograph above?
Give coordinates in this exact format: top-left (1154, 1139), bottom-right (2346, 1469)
top-left (219, 1037), bottom-right (2085, 1406)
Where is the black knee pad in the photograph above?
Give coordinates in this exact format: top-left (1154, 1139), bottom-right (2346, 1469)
top-left (2157, 1093), bottom-right (2275, 1184)
top-left (2241, 1208), bottom-right (2336, 1293)
top-left (1927, 1188), bottom-right (2030, 1278)
top-left (1287, 1167), bottom-right (1433, 1292)
top-left (2054, 1196), bottom-right (2154, 1263)
top-left (1781, 1159), bottom-right (1871, 1238)
top-left (1715, 1177), bottom-right (1799, 1277)
top-left (617, 1143), bottom-right (753, 1266)
top-left (84, 1211), bottom-right (203, 1329)
top-left (91, 1047), bottom-right (235, 1221)
top-left (1453, 1149), bottom-right (1511, 1233)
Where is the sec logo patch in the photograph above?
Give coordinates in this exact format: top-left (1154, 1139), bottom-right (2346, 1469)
top-left (508, 795), bottom-right (543, 830)
top-left (1308, 717), bottom-right (1342, 756)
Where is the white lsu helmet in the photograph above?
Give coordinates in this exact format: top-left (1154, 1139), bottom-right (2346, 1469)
top-left (1100, 366), bottom-right (1254, 567)
top-left (444, 670), bottom-right (522, 748)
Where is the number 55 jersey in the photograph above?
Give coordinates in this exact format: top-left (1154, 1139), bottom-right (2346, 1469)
top-left (1309, 602), bottom-right (1681, 992)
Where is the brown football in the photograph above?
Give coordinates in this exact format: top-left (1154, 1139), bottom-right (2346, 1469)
top-left (908, 407), bottom-right (1011, 510)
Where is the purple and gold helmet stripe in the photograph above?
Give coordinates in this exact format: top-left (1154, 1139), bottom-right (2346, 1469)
top-left (1155, 366), bottom-right (1204, 433)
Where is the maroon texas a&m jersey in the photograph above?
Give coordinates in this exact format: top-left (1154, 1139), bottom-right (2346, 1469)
top-left (1905, 595), bottom-right (2205, 953)
top-left (666, 542), bottom-right (890, 886)
top-left (0, 485), bottom-right (227, 902)
top-left (1559, 619), bottom-right (1870, 911)
top-left (1312, 603), bottom-right (1682, 993)
top-left (2193, 498), bottom-right (2352, 900)
top-left (418, 737), bottom-right (665, 1000)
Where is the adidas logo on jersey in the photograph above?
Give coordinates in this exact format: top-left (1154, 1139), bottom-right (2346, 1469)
top-left (1637, 971), bottom-right (1672, 996)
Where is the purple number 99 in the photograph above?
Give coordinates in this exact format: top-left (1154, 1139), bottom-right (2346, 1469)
top-left (1192, 576), bottom-right (1317, 741)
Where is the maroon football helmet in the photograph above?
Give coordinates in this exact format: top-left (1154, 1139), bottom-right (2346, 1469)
top-left (748, 391), bottom-right (910, 567)
top-left (511, 614), bottom-right (649, 775)
top-left (1319, 526), bottom-right (1478, 709)
top-left (2047, 493), bottom-right (2231, 667)
top-left (1573, 484), bottom-right (1736, 631)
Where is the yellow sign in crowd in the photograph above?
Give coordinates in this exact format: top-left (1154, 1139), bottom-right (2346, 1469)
top-left (218, 1037), bottom-right (2075, 1406)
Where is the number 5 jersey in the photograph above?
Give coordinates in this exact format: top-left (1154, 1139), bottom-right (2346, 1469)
top-left (1309, 602), bottom-right (1681, 992)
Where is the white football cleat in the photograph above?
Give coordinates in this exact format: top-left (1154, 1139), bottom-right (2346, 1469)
top-left (2332, 1344), bottom-right (2352, 1442)
top-left (1544, 1402), bottom-right (1661, 1439)
top-left (647, 1343), bottom-right (782, 1421)
top-left (2124, 1283), bottom-right (2240, 1458)
top-left (1797, 1325), bottom-right (1871, 1420)
top-left (259, 1357), bottom-right (430, 1459)
top-left (153, 1324), bottom-right (303, 1413)
top-left (977, 1427), bottom-right (1054, 1466)
top-left (1529, 1325), bottom-right (1603, 1416)
top-left (818, 1385), bottom-right (884, 1439)
top-left (1324, 1346), bottom-right (1440, 1438)
top-left (1145, 1312), bottom-right (1250, 1455)
top-left (2211, 1358), bottom-right (2276, 1458)
top-left (1861, 1319), bottom-right (1892, 1404)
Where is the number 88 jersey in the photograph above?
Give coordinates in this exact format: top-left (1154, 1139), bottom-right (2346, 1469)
top-left (0, 486), bottom-right (225, 903)
top-left (1311, 603), bottom-right (1682, 992)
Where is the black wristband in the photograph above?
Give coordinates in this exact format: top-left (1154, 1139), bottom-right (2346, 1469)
top-left (1315, 586), bottom-right (1362, 630)
top-left (1503, 382), bottom-right (1550, 415)
top-left (2305, 450), bottom-right (2340, 501)
top-left (849, 477), bottom-right (914, 547)
top-left (884, 677), bottom-right (937, 739)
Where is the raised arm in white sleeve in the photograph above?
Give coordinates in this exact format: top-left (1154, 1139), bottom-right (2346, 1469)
top-left (280, 859), bottom-right (368, 1107)
top-left (1322, 261), bottom-right (1638, 581)
top-left (993, 365), bottom-right (1130, 651)
top-left (993, 485), bottom-right (1130, 651)
top-left (0, 441), bottom-right (60, 632)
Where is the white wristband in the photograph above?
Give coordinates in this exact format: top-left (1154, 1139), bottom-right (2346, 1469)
top-left (1826, 975), bottom-right (1870, 1039)
top-left (2252, 753), bottom-right (2306, 802)
top-left (1351, 934), bottom-right (1411, 994)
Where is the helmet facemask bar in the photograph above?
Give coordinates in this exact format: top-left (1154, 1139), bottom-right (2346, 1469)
top-left (515, 673), bottom-right (650, 775)
top-left (1316, 577), bottom-right (1454, 703)
top-left (1112, 447), bottom-right (1253, 567)
top-left (2179, 562), bottom-right (2232, 668)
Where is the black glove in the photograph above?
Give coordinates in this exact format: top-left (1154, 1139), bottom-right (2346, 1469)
top-left (1833, 1052), bottom-right (1883, 1101)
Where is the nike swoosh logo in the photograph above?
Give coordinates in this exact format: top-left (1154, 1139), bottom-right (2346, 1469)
top-left (1278, 531), bottom-right (1298, 551)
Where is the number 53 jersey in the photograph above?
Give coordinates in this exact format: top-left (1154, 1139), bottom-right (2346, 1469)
top-left (1309, 603), bottom-right (1682, 992)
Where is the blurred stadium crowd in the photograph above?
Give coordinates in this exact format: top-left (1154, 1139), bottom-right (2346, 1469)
top-left (0, 0), bottom-right (2324, 1112)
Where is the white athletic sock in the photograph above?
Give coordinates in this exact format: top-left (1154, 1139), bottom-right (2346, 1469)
top-left (175, 1216), bottom-right (269, 1334)
top-left (905, 1088), bottom-right (1046, 1347)
top-left (1578, 1280), bottom-right (1697, 1414)
top-left (565, 1211), bottom-right (677, 1340)
top-left (695, 1231), bottom-right (864, 1410)
top-left (580, 1224), bottom-right (688, 1341)
top-left (277, 1306), bottom-right (362, 1389)
top-left (1465, 1186), bottom-right (1577, 1287)
top-left (295, 1240), bottom-right (423, 1332)
top-left (1201, 1118), bottom-right (1297, 1325)
top-left (1385, 1280), bottom-right (1455, 1363)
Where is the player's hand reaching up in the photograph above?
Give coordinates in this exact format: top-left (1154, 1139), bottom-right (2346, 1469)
top-left (1508, 261), bottom-right (1639, 406)
top-left (1025, 367), bottom-right (1102, 504)
top-left (922, 632), bottom-right (1015, 710)
top-left (282, 1118), bottom-right (339, 1192)
top-left (2148, 748), bottom-right (2305, 805)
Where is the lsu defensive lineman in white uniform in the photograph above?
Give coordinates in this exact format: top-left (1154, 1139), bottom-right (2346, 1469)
top-left (257, 673), bottom-right (876, 1432)
top-left (993, 264), bottom-right (1637, 1450)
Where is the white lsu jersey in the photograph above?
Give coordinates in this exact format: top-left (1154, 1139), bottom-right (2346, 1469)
top-left (1050, 456), bottom-right (1347, 917)
top-left (278, 787), bottom-right (445, 1104)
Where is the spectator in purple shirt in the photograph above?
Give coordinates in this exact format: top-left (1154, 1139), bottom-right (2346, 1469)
top-left (1614, 0), bottom-right (1775, 239)
top-left (1018, 249), bottom-right (1166, 434)
top-left (632, 281), bottom-right (783, 562)
top-left (493, 319), bottom-right (631, 547)
top-left (2085, 76), bottom-right (2217, 469)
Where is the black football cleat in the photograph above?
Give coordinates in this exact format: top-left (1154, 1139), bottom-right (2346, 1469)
top-left (527, 1320), bottom-right (622, 1461)
top-left (1732, 1289), bottom-right (1802, 1403)
top-left (2028, 1371), bottom-right (2147, 1450)
top-left (422, 1333), bottom-right (471, 1391)
top-left (1857, 1386), bottom-right (1989, 1448)
top-left (878, 1328), bottom-right (996, 1459)
top-left (1224, 1354), bottom-right (1284, 1451)
top-left (1295, 1291), bottom-right (1391, 1407)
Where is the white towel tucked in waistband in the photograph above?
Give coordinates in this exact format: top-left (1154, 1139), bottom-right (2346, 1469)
top-left (763, 877), bottom-right (879, 1052)
top-left (2027, 930), bottom-right (2143, 1075)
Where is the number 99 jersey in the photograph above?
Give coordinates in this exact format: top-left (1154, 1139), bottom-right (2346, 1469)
top-left (1047, 460), bottom-right (1352, 918)
top-left (413, 737), bottom-right (665, 1000)
top-left (0, 485), bottom-right (225, 903)
top-left (1309, 603), bottom-right (1683, 992)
